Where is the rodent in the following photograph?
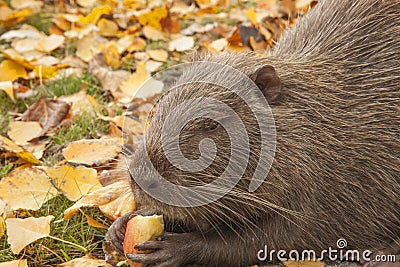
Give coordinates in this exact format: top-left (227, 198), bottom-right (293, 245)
top-left (108, 0), bottom-right (400, 266)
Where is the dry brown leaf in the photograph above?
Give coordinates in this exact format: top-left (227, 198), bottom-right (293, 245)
top-left (168, 36), bottom-right (194, 52)
top-left (0, 168), bottom-right (58, 211)
top-left (62, 137), bottom-right (122, 165)
top-left (6, 215), bottom-right (54, 254)
top-left (40, 165), bottom-right (102, 202)
top-left (64, 180), bottom-right (136, 220)
top-left (58, 255), bottom-right (113, 267)
top-left (7, 121), bottom-right (42, 145)
top-left (88, 53), bottom-right (130, 92)
top-left (160, 13), bottom-right (180, 34)
top-left (23, 97), bottom-right (70, 136)
top-left (146, 49), bottom-right (168, 62)
top-left (0, 259), bottom-right (28, 267)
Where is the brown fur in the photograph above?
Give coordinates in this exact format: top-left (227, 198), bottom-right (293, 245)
top-left (123, 0), bottom-right (400, 266)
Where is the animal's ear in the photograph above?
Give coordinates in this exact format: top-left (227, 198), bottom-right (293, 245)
top-left (252, 65), bottom-right (282, 103)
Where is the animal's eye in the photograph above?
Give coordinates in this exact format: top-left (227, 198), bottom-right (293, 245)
top-left (202, 118), bottom-right (220, 132)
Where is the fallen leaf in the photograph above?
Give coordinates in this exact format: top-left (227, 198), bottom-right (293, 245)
top-left (22, 97), bottom-right (70, 136)
top-left (76, 0), bottom-right (97, 8)
top-left (84, 213), bottom-right (108, 229)
top-left (0, 259), bottom-right (28, 267)
top-left (160, 14), bottom-right (180, 33)
top-left (0, 60), bottom-right (27, 81)
top-left (126, 37), bottom-right (147, 52)
top-left (10, 0), bottom-right (43, 11)
top-left (76, 33), bottom-right (108, 62)
top-left (138, 7), bottom-right (168, 30)
top-left (100, 42), bottom-right (121, 68)
top-left (62, 137), bottom-right (122, 165)
top-left (142, 26), bottom-right (167, 41)
top-left (7, 121), bottom-right (42, 145)
top-left (59, 90), bottom-right (99, 117)
top-left (207, 38), bottom-right (228, 52)
top-left (0, 81), bottom-right (15, 101)
top-left (33, 65), bottom-right (60, 79)
top-left (88, 54), bottom-right (130, 92)
top-left (64, 181), bottom-right (137, 220)
top-left (246, 7), bottom-right (258, 25)
top-left (6, 215), bottom-right (54, 254)
top-left (35, 34), bottom-right (65, 53)
top-left (39, 165), bottom-right (101, 202)
top-left (58, 255), bottom-right (113, 267)
top-left (0, 135), bottom-right (40, 164)
top-left (284, 260), bottom-right (324, 267)
top-left (168, 36), bottom-right (194, 52)
top-left (146, 49), bottom-right (168, 62)
top-left (0, 168), bottom-right (58, 211)
top-left (120, 61), bottom-right (149, 97)
top-left (98, 18), bottom-right (119, 37)
top-left (78, 5), bottom-right (112, 25)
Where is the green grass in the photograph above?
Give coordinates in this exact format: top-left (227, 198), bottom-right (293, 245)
top-left (51, 111), bottom-right (110, 146)
top-left (0, 195), bottom-right (109, 265)
top-left (26, 12), bottom-right (53, 35)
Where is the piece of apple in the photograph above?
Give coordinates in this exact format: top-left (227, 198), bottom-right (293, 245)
top-left (123, 214), bottom-right (164, 267)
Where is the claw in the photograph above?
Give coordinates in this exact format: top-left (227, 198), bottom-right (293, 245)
top-left (135, 240), bottom-right (164, 250)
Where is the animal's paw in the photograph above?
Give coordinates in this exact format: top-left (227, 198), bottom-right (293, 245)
top-left (126, 232), bottom-right (202, 267)
top-left (107, 210), bottom-right (155, 254)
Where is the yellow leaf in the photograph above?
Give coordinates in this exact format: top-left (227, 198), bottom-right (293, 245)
top-left (0, 168), bottom-right (58, 211)
top-left (1, 8), bottom-right (32, 28)
top-left (62, 137), bottom-right (122, 165)
top-left (284, 260), bottom-right (324, 267)
top-left (101, 42), bottom-right (120, 68)
top-left (246, 7), bottom-right (258, 25)
top-left (0, 259), bottom-right (28, 267)
top-left (142, 26), bottom-right (167, 41)
top-left (76, 0), bottom-right (97, 8)
top-left (5, 215), bottom-right (54, 254)
top-left (1, 48), bottom-right (33, 69)
top-left (146, 49), bottom-right (168, 62)
top-left (40, 165), bottom-right (102, 202)
top-left (0, 81), bottom-right (15, 101)
top-left (76, 33), bottom-right (108, 62)
top-left (97, 18), bottom-right (118, 37)
top-left (84, 213), bottom-right (108, 229)
top-left (7, 121), bottom-right (42, 145)
top-left (35, 34), bottom-right (65, 52)
top-left (138, 7), bottom-right (168, 30)
top-left (78, 5), bottom-right (112, 25)
top-left (58, 255), bottom-right (113, 267)
top-left (59, 90), bottom-right (99, 117)
top-left (10, 0), bottom-right (43, 11)
top-left (120, 61), bottom-right (149, 97)
top-left (64, 181), bottom-right (137, 220)
top-left (0, 60), bottom-right (27, 82)
top-left (0, 135), bottom-right (40, 164)
top-left (33, 65), bottom-right (59, 79)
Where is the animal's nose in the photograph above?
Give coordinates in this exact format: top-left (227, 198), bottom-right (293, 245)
top-left (138, 176), bottom-right (160, 192)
